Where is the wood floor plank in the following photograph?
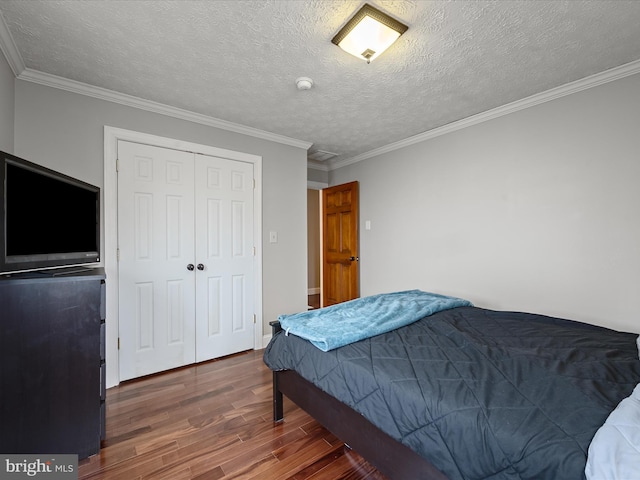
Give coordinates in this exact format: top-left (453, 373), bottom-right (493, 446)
top-left (261, 435), bottom-right (338, 479)
top-left (79, 350), bottom-right (387, 479)
top-left (286, 445), bottom-right (353, 480)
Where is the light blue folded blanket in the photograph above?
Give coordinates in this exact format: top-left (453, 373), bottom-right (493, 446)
top-left (278, 289), bottom-right (472, 351)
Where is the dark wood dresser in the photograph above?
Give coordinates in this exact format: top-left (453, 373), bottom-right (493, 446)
top-left (0, 267), bottom-right (105, 459)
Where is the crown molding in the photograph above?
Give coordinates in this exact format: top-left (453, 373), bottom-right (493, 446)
top-left (16, 68), bottom-right (313, 151)
top-left (2, 7), bottom-right (638, 168)
top-left (329, 59), bottom-right (640, 171)
top-left (0, 10), bottom-right (25, 76)
top-left (0, 13), bottom-right (311, 150)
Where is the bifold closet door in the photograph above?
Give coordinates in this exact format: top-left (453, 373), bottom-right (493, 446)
top-left (117, 141), bottom-right (196, 381)
top-left (194, 154), bottom-right (255, 361)
top-left (117, 141), bottom-right (256, 381)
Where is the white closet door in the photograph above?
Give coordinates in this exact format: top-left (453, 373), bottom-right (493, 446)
top-left (117, 141), bottom-right (196, 381)
top-left (194, 154), bottom-right (255, 361)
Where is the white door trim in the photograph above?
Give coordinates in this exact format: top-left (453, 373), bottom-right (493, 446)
top-left (103, 126), bottom-right (263, 388)
top-left (307, 181), bottom-right (328, 190)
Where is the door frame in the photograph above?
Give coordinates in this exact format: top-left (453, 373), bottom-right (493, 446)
top-left (104, 126), bottom-right (263, 388)
top-left (307, 181), bottom-right (327, 303)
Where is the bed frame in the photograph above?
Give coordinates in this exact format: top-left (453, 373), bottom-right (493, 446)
top-left (270, 321), bottom-right (448, 480)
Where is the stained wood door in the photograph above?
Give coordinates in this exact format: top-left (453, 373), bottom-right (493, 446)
top-left (322, 181), bottom-right (359, 307)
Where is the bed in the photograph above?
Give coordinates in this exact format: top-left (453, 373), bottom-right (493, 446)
top-left (263, 291), bottom-right (640, 480)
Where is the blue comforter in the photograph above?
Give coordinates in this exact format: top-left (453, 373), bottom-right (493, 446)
top-left (277, 289), bottom-right (472, 351)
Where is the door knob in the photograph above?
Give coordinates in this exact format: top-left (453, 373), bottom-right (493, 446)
top-left (349, 256), bottom-right (359, 262)
top-left (197, 263), bottom-right (205, 271)
top-left (187, 264), bottom-right (195, 271)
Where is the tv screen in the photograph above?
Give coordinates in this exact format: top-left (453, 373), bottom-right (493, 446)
top-left (0, 151), bottom-right (100, 274)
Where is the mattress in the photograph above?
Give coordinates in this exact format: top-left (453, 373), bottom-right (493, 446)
top-left (264, 306), bottom-right (640, 479)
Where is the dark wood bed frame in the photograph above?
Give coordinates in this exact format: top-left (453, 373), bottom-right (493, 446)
top-left (270, 321), bottom-right (448, 480)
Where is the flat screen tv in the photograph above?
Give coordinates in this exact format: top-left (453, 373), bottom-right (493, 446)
top-left (0, 151), bottom-right (100, 274)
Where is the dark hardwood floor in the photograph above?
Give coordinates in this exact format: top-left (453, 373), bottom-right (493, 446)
top-left (79, 349), bottom-right (387, 479)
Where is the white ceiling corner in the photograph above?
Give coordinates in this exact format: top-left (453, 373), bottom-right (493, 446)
top-left (0, 8), bottom-right (24, 76)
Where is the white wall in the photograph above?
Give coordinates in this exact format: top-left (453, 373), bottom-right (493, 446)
top-left (14, 80), bottom-right (309, 385)
top-left (331, 73), bottom-right (640, 334)
top-left (308, 165), bottom-right (329, 184)
top-left (0, 52), bottom-right (14, 153)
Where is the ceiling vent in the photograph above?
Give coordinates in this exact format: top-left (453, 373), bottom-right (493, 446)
top-left (308, 150), bottom-right (338, 162)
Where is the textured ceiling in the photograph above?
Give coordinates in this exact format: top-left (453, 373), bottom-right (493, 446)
top-left (1, 0), bottom-right (640, 168)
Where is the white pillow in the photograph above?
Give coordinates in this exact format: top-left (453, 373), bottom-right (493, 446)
top-left (585, 383), bottom-right (640, 480)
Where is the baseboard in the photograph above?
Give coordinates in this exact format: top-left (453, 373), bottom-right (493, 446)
top-left (262, 334), bottom-right (272, 348)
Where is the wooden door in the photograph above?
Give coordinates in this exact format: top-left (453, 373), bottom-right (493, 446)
top-left (194, 153), bottom-right (255, 361)
top-left (117, 141), bottom-right (196, 381)
top-left (322, 181), bottom-right (359, 307)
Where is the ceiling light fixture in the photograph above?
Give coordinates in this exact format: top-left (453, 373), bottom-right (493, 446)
top-left (331, 3), bottom-right (408, 64)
